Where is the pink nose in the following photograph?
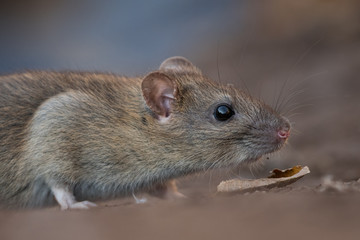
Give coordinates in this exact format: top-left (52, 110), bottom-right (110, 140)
top-left (278, 129), bottom-right (290, 139)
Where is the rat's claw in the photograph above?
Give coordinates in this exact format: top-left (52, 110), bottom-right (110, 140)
top-left (132, 192), bottom-right (147, 204)
top-left (166, 190), bottom-right (187, 199)
top-left (64, 201), bottom-right (97, 210)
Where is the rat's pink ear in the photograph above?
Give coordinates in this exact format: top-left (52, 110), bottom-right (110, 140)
top-left (141, 72), bottom-right (178, 119)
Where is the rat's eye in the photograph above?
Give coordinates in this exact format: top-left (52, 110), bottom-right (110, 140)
top-left (214, 104), bottom-right (235, 121)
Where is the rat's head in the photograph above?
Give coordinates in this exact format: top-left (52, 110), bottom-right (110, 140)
top-left (141, 57), bottom-right (290, 168)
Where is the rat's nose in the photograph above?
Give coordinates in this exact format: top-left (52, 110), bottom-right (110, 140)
top-left (277, 117), bottom-right (290, 139)
top-left (277, 129), bottom-right (290, 139)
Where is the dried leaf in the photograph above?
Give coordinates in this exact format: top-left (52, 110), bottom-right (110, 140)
top-left (268, 165), bottom-right (303, 178)
top-left (217, 166), bottom-right (310, 194)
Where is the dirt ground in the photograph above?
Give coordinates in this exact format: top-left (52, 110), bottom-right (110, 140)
top-left (1, 1), bottom-right (360, 240)
top-left (1, 183), bottom-right (360, 240)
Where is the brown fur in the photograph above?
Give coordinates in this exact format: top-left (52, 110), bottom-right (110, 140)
top-left (0, 58), bottom-right (289, 208)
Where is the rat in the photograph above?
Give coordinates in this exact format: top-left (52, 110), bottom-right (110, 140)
top-left (0, 56), bottom-right (290, 209)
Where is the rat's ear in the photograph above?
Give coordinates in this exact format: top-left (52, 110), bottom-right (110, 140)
top-left (142, 72), bottom-right (178, 119)
top-left (159, 56), bottom-right (201, 74)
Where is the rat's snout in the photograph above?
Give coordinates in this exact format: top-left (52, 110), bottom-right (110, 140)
top-left (277, 117), bottom-right (291, 140)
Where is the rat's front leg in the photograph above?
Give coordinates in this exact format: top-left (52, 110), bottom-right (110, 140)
top-left (149, 179), bottom-right (186, 200)
top-left (165, 179), bottom-right (187, 199)
top-left (51, 185), bottom-right (97, 210)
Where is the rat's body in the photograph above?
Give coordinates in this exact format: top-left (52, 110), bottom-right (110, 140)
top-left (0, 57), bottom-right (290, 209)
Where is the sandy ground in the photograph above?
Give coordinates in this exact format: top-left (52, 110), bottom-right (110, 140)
top-left (1, 1), bottom-right (360, 240)
top-left (1, 183), bottom-right (360, 240)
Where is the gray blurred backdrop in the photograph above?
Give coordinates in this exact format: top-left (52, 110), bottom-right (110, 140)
top-left (0, 0), bottom-right (246, 74)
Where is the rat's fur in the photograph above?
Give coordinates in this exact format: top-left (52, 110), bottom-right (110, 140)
top-left (0, 57), bottom-right (289, 208)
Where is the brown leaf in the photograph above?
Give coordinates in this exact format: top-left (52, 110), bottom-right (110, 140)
top-left (217, 166), bottom-right (310, 194)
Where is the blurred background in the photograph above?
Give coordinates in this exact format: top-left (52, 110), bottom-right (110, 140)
top-left (0, 0), bottom-right (359, 181)
top-left (1, 1), bottom-right (360, 240)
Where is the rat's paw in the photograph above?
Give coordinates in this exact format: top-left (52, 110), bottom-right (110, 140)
top-left (163, 190), bottom-right (187, 200)
top-left (132, 193), bottom-right (147, 204)
top-left (148, 180), bottom-right (187, 200)
top-left (163, 180), bottom-right (187, 200)
top-left (63, 200), bottom-right (97, 210)
top-left (51, 185), bottom-right (97, 210)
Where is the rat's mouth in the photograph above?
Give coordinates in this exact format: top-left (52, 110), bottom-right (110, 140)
top-left (247, 139), bottom-right (287, 162)
top-left (241, 156), bottom-right (262, 165)
top-left (240, 145), bottom-right (282, 165)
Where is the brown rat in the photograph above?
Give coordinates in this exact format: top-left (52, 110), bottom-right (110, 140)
top-left (0, 57), bottom-right (290, 209)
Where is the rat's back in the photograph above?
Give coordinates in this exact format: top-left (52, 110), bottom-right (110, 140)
top-left (0, 72), bottom-right (137, 207)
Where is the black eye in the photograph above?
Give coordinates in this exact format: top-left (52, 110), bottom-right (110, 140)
top-left (214, 104), bottom-right (235, 121)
